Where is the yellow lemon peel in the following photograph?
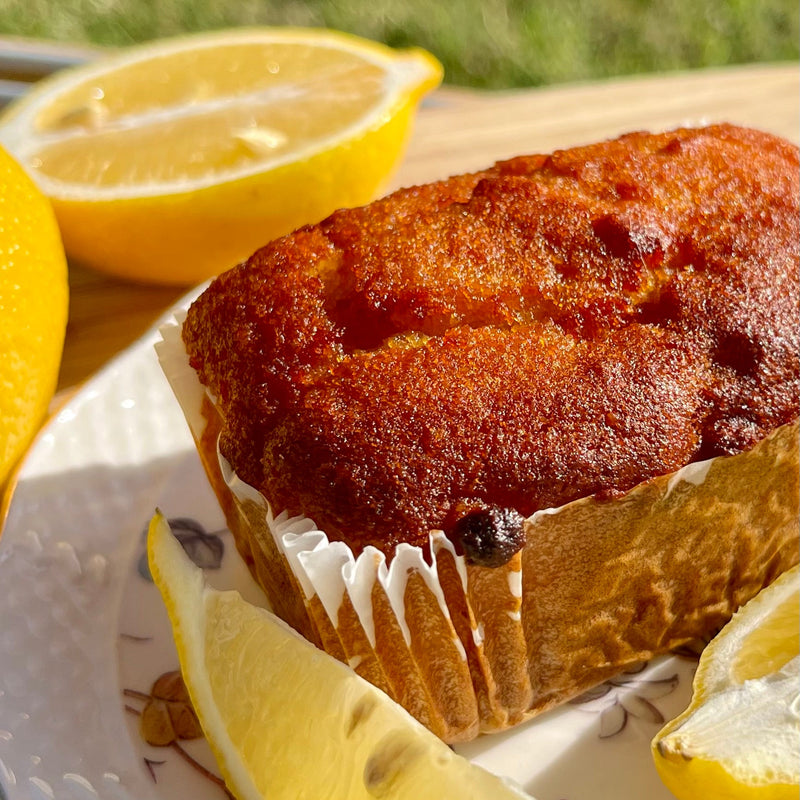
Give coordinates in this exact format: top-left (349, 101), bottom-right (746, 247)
top-left (0, 28), bottom-right (442, 285)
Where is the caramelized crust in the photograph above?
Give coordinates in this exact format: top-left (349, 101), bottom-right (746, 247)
top-left (183, 125), bottom-right (800, 554)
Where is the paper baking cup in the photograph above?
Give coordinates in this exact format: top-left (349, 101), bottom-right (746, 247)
top-left (156, 317), bottom-right (800, 743)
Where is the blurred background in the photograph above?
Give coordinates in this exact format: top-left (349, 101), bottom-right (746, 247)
top-left (0, 0), bottom-right (797, 88)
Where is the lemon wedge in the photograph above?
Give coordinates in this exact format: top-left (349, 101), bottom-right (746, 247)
top-left (652, 565), bottom-right (800, 800)
top-left (147, 511), bottom-right (531, 800)
top-left (0, 28), bottom-right (441, 285)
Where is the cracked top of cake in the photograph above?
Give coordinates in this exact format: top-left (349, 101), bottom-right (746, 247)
top-left (182, 124), bottom-right (800, 555)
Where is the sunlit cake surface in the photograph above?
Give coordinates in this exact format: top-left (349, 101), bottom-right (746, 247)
top-left (182, 124), bottom-right (799, 556)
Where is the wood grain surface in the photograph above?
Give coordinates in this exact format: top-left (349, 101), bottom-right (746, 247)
top-left (4, 55), bottom-right (797, 394)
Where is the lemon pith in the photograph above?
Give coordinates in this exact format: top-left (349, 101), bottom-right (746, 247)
top-left (652, 565), bottom-right (800, 800)
top-left (0, 28), bottom-right (442, 285)
top-left (730, 593), bottom-right (799, 682)
top-left (0, 145), bottom-right (68, 487)
top-left (147, 511), bottom-right (531, 800)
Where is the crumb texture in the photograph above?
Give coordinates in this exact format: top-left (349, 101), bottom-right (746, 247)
top-left (183, 124), bottom-right (800, 553)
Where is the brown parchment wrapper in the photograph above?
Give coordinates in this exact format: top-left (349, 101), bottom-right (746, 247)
top-left (156, 319), bottom-right (800, 743)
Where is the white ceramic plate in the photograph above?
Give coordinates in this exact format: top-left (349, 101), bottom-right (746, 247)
top-left (0, 289), bottom-right (696, 800)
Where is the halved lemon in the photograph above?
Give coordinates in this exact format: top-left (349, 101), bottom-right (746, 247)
top-left (0, 28), bottom-right (442, 285)
top-left (652, 565), bottom-right (799, 800)
top-left (147, 511), bottom-right (531, 800)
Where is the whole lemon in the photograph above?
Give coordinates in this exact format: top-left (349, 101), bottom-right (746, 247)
top-left (0, 145), bottom-right (68, 488)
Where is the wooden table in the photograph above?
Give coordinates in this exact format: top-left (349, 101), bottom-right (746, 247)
top-left (0, 43), bottom-right (795, 397)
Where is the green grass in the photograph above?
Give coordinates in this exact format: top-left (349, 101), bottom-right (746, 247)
top-left (1, 0), bottom-right (798, 88)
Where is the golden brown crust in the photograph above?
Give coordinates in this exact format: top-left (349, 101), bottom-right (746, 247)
top-left (183, 124), bottom-right (799, 554)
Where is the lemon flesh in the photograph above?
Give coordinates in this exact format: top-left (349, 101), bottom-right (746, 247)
top-left (0, 28), bottom-right (442, 285)
top-left (652, 565), bottom-right (800, 800)
top-left (0, 145), bottom-right (68, 488)
top-left (148, 512), bottom-right (531, 800)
